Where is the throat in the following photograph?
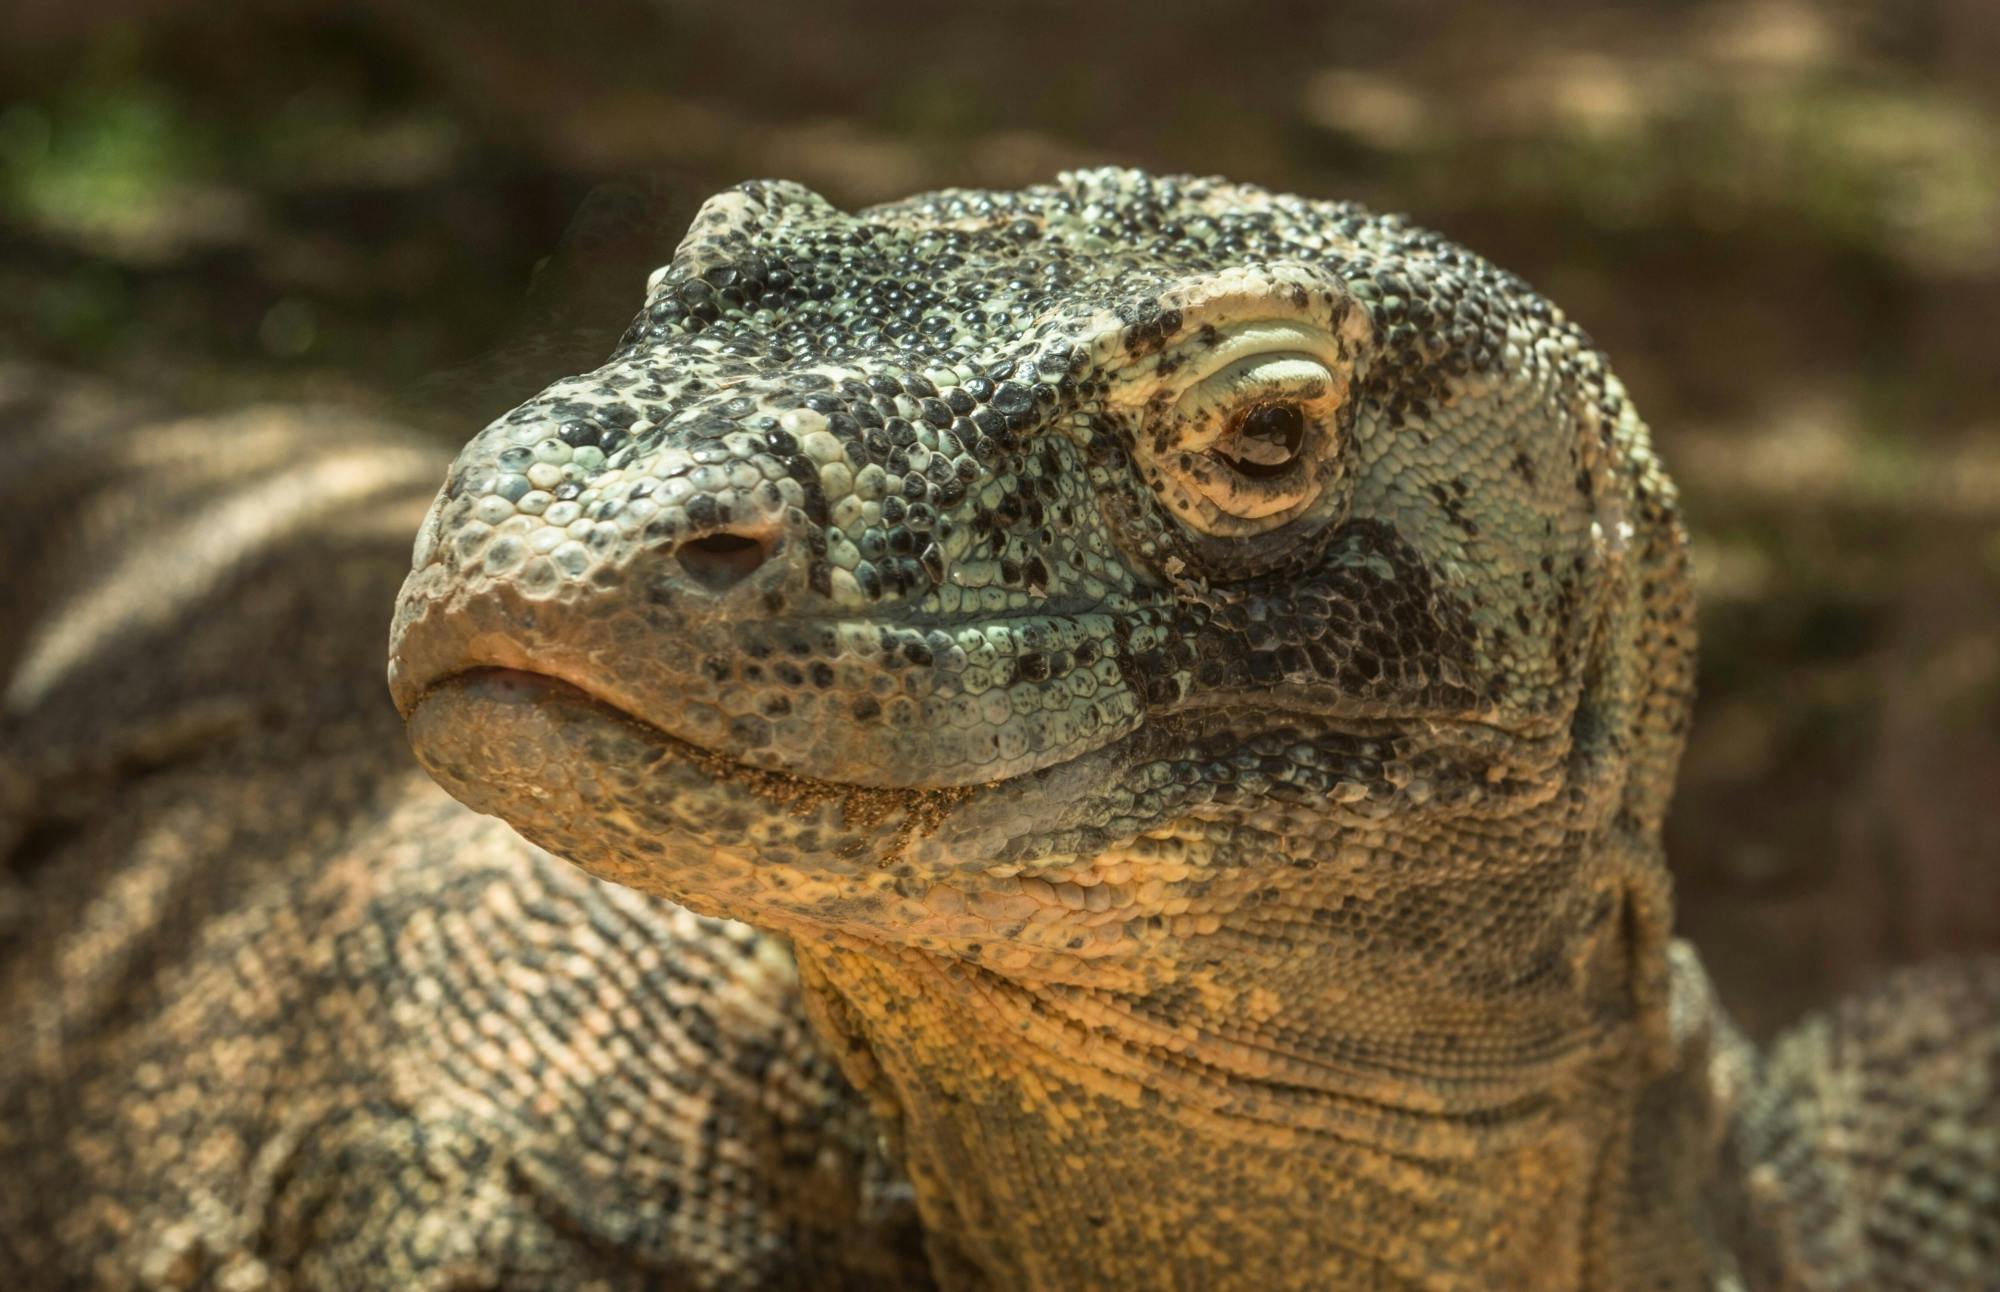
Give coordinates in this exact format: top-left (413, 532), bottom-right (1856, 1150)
top-left (793, 938), bottom-right (1724, 1292)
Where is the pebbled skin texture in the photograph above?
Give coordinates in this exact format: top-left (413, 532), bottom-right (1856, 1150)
top-left (3, 170), bottom-right (1993, 1290)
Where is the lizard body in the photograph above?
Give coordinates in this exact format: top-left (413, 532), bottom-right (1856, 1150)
top-left (5, 171), bottom-right (1995, 1289)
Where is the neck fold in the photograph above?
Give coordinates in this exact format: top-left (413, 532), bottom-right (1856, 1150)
top-left (794, 937), bottom-right (1728, 1291)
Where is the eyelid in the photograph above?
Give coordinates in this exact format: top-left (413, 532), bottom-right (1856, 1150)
top-left (1175, 320), bottom-right (1340, 384)
top-left (1208, 354), bottom-right (1331, 399)
top-left (1180, 353), bottom-right (1334, 450)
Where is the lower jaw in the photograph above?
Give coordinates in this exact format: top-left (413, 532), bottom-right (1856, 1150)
top-left (403, 670), bottom-right (1210, 982)
top-left (405, 669), bottom-right (979, 919)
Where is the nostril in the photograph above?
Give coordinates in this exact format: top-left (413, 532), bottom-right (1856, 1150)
top-left (674, 531), bottom-right (773, 592)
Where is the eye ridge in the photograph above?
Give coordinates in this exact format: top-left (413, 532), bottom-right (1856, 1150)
top-left (1216, 402), bottom-right (1307, 480)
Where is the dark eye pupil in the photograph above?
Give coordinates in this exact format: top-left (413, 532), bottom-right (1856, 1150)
top-left (1219, 403), bottom-right (1306, 480)
top-left (1243, 403), bottom-right (1304, 448)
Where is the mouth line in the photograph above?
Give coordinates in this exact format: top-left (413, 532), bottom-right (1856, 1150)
top-left (409, 665), bottom-right (990, 809)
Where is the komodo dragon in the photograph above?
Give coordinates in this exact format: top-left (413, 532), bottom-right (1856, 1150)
top-left (4, 170), bottom-right (1996, 1290)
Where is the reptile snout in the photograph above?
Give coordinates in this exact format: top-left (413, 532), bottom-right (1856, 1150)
top-left (388, 366), bottom-right (1150, 789)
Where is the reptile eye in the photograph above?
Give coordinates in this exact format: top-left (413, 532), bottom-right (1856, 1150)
top-left (1119, 317), bottom-right (1361, 540)
top-left (1217, 403), bottom-right (1306, 479)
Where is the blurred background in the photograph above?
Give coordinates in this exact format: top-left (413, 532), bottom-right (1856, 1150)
top-left (3, 0), bottom-right (1995, 1036)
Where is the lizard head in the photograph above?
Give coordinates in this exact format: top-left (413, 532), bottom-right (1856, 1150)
top-left (391, 170), bottom-right (1694, 1022)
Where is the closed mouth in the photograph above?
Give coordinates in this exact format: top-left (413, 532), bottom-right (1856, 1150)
top-left (405, 665), bottom-right (980, 810)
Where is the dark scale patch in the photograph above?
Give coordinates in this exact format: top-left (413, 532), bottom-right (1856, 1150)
top-left (1182, 519), bottom-right (1485, 712)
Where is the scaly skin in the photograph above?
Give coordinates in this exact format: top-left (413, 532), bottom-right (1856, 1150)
top-left (387, 169), bottom-right (1998, 1289)
top-left (5, 172), bottom-right (1993, 1291)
